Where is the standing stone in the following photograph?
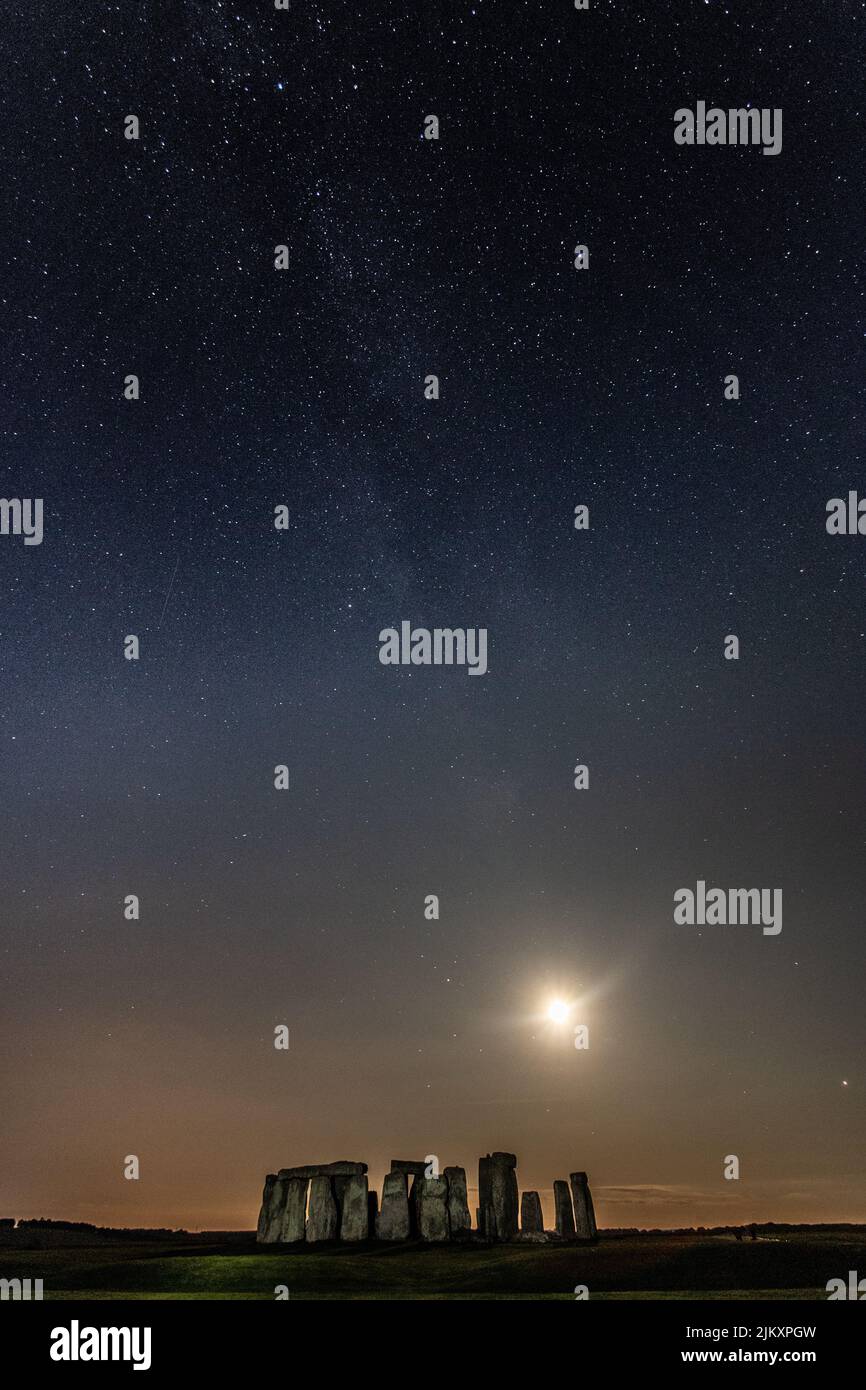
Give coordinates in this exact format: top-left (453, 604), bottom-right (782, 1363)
top-left (554, 1180), bottom-right (576, 1238)
top-left (280, 1177), bottom-right (308, 1243)
top-left (408, 1174), bottom-right (422, 1237)
top-left (376, 1171), bottom-right (411, 1241)
top-left (444, 1166), bottom-right (471, 1234)
top-left (417, 1177), bottom-right (450, 1242)
top-left (257, 1175), bottom-right (288, 1244)
top-left (478, 1152), bottom-right (518, 1241)
top-left (570, 1172), bottom-right (598, 1240)
top-left (586, 1179), bottom-right (597, 1238)
top-left (520, 1190), bottom-right (544, 1234)
top-left (256, 1174), bottom-right (274, 1242)
top-left (478, 1156), bottom-right (492, 1237)
top-left (306, 1175), bottom-right (338, 1242)
top-left (367, 1189), bottom-right (379, 1233)
top-left (340, 1173), bottom-right (369, 1241)
top-left (332, 1174), bottom-right (351, 1230)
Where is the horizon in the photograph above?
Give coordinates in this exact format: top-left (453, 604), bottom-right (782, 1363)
top-left (8, 1163), bottom-right (866, 1235)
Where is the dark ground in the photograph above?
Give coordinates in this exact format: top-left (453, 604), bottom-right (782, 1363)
top-left (2, 1227), bottom-right (864, 1300)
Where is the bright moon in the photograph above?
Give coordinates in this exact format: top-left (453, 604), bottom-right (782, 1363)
top-left (547, 999), bottom-right (570, 1025)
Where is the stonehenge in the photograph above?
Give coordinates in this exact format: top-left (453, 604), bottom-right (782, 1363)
top-left (256, 1152), bottom-right (598, 1246)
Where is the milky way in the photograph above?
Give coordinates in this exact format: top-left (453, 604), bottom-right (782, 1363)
top-left (1, 0), bottom-right (864, 1231)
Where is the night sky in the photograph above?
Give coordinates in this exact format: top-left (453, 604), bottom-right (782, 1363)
top-left (2, 1), bottom-right (864, 1233)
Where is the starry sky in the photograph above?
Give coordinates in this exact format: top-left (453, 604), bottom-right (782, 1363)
top-left (1, 1), bottom-right (864, 1233)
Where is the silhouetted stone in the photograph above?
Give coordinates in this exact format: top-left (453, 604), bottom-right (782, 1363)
top-left (261, 1151), bottom-right (585, 1248)
top-left (280, 1177), bottom-right (307, 1243)
top-left (493, 1152), bottom-right (519, 1241)
top-left (376, 1171), bottom-right (410, 1241)
top-left (417, 1176), bottom-right (450, 1241)
top-left (586, 1183), bottom-right (597, 1237)
top-left (554, 1180), bottom-right (576, 1237)
top-left (478, 1152), bottom-right (518, 1241)
top-left (340, 1173), bottom-right (369, 1241)
top-left (257, 1175), bottom-right (288, 1244)
top-left (520, 1190), bottom-right (544, 1234)
top-left (444, 1166), bottom-right (471, 1234)
top-left (569, 1172), bottom-right (598, 1240)
top-left (332, 1174), bottom-right (352, 1229)
top-left (478, 1156), bottom-right (492, 1237)
top-left (408, 1174), bottom-right (422, 1237)
top-left (256, 1174), bottom-right (276, 1242)
top-left (278, 1161), bottom-right (366, 1181)
top-left (305, 1175), bottom-right (338, 1242)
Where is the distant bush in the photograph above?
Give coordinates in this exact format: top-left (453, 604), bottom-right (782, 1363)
top-left (17, 1219), bottom-right (98, 1231)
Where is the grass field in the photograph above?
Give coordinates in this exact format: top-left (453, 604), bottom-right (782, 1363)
top-left (3, 1229), bottom-right (864, 1300)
